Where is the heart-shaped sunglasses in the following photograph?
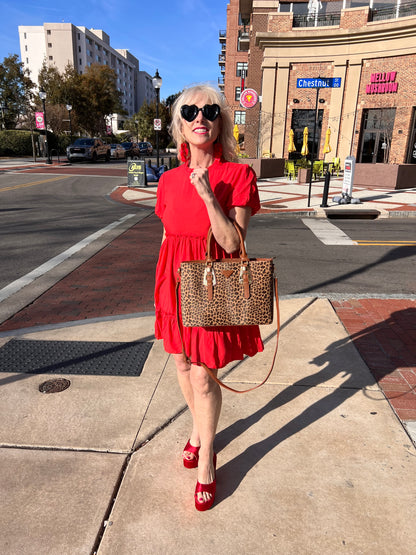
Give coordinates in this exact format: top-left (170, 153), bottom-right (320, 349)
top-left (180, 104), bottom-right (221, 122)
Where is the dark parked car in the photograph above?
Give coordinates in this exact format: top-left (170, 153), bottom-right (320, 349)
top-left (138, 141), bottom-right (153, 155)
top-left (67, 138), bottom-right (110, 163)
top-left (121, 141), bottom-right (140, 158)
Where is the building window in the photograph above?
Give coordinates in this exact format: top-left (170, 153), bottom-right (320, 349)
top-left (78, 46), bottom-right (81, 52)
top-left (49, 56), bottom-right (53, 61)
top-left (25, 45), bottom-right (28, 51)
top-left (24, 32), bottom-right (26, 39)
top-left (78, 33), bottom-right (81, 40)
top-left (235, 111), bottom-right (246, 124)
top-left (359, 108), bottom-right (396, 164)
top-left (236, 62), bottom-right (248, 77)
top-left (48, 43), bottom-right (52, 48)
top-left (291, 109), bottom-right (323, 157)
top-left (79, 59), bottom-right (82, 65)
top-left (235, 87), bottom-right (241, 101)
top-left (47, 30), bottom-right (51, 35)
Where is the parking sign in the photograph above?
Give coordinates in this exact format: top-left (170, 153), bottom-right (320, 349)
top-left (154, 118), bottom-right (162, 131)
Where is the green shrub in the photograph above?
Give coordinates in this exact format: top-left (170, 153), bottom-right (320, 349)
top-left (0, 129), bottom-right (68, 157)
top-left (0, 130), bottom-right (36, 156)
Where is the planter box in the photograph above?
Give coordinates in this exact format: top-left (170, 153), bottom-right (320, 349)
top-left (354, 163), bottom-right (416, 190)
top-left (241, 157), bottom-right (285, 178)
top-left (297, 168), bottom-right (311, 183)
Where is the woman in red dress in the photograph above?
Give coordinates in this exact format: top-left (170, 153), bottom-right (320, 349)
top-left (154, 84), bottom-right (263, 511)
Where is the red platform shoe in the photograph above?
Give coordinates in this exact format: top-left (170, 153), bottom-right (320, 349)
top-left (183, 440), bottom-right (200, 469)
top-left (194, 454), bottom-right (217, 512)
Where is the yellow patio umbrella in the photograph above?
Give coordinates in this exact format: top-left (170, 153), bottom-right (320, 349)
top-left (323, 127), bottom-right (332, 160)
top-left (301, 127), bottom-right (309, 156)
top-left (288, 129), bottom-right (296, 153)
top-left (233, 124), bottom-right (240, 154)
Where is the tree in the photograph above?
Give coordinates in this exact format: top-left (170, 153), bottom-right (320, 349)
top-left (0, 54), bottom-right (34, 129)
top-left (125, 100), bottom-right (171, 147)
top-left (74, 64), bottom-right (124, 136)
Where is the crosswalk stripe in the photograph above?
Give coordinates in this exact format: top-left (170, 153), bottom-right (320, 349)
top-left (302, 218), bottom-right (357, 245)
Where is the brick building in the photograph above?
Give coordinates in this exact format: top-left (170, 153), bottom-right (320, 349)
top-left (223, 0), bottom-right (416, 165)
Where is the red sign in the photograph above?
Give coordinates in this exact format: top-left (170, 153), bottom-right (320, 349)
top-left (240, 88), bottom-right (258, 109)
top-left (35, 112), bottom-right (45, 130)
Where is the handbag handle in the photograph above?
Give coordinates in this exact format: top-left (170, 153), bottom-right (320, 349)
top-left (175, 278), bottom-right (279, 394)
top-left (205, 220), bottom-right (249, 263)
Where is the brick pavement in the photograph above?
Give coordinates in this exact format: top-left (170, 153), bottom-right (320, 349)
top-left (332, 298), bottom-right (416, 422)
top-left (0, 213), bottom-right (162, 331)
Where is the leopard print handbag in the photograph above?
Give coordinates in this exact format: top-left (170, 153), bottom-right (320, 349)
top-left (175, 221), bottom-right (279, 393)
top-left (179, 221), bottom-right (275, 327)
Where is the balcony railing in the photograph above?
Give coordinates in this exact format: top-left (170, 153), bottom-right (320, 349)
top-left (370, 0), bottom-right (416, 21)
top-left (219, 30), bottom-right (226, 41)
top-left (293, 13), bottom-right (341, 27)
top-left (291, 1), bottom-right (416, 27)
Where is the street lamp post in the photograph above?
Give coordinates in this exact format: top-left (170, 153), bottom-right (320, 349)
top-left (39, 89), bottom-right (52, 164)
top-left (66, 104), bottom-right (73, 145)
top-left (152, 69), bottom-right (162, 168)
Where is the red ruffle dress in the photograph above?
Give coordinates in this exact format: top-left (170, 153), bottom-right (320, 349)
top-left (154, 156), bottom-right (264, 369)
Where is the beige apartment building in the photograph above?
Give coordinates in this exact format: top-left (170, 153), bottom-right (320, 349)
top-left (19, 23), bottom-right (156, 133)
top-left (222, 0), bottom-right (416, 166)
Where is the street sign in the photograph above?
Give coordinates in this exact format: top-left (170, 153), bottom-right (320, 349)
top-left (240, 88), bottom-right (258, 108)
top-left (154, 118), bottom-right (162, 131)
top-left (297, 77), bottom-right (342, 89)
top-left (342, 156), bottom-right (356, 196)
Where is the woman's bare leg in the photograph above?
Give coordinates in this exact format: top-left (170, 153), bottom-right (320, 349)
top-left (173, 354), bottom-right (200, 461)
top-left (190, 363), bottom-right (222, 503)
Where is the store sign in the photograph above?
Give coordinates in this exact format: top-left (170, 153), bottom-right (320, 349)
top-left (366, 72), bottom-right (398, 94)
top-left (296, 77), bottom-right (341, 89)
top-left (240, 88), bottom-right (258, 108)
top-left (127, 160), bottom-right (146, 188)
top-left (35, 112), bottom-right (45, 130)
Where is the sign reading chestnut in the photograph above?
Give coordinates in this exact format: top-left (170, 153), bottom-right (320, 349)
top-left (366, 72), bottom-right (398, 94)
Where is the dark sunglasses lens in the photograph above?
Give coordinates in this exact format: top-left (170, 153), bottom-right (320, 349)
top-left (202, 104), bottom-right (220, 121)
top-left (181, 105), bottom-right (198, 122)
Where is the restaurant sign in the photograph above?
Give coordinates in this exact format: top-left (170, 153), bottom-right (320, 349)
top-left (366, 72), bottom-right (398, 94)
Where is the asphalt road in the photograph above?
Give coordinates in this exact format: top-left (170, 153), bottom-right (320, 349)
top-left (248, 215), bottom-right (416, 298)
top-left (0, 171), bottom-right (146, 289)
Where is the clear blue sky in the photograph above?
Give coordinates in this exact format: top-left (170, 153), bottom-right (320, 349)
top-left (1, 0), bottom-right (227, 100)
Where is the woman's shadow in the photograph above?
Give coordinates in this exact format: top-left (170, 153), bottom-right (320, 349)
top-left (214, 303), bottom-right (416, 503)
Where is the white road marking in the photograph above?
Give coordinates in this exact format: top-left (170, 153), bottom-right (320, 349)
top-left (0, 214), bottom-right (136, 302)
top-left (302, 218), bottom-right (358, 245)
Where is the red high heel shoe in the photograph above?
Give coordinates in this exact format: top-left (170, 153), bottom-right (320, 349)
top-left (194, 454), bottom-right (217, 512)
top-left (183, 440), bottom-right (200, 469)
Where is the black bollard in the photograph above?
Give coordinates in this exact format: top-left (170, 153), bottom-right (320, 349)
top-left (320, 170), bottom-right (331, 207)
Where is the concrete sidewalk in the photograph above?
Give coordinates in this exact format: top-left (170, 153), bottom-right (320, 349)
top-left (0, 299), bottom-right (415, 554)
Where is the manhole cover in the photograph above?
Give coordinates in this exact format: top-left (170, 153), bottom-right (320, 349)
top-left (39, 378), bottom-right (71, 394)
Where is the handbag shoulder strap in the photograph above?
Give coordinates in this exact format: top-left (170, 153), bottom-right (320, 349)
top-left (175, 278), bottom-right (279, 394)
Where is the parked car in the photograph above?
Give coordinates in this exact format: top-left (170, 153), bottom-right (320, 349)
top-left (67, 138), bottom-right (110, 163)
top-left (138, 141), bottom-right (153, 155)
top-left (110, 144), bottom-right (126, 159)
top-left (121, 141), bottom-right (140, 158)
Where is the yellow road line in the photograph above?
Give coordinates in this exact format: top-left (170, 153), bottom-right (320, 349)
top-left (0, 175), bottom-right (70, 192)
top-left (355, 240), bottom-right (416, 246)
